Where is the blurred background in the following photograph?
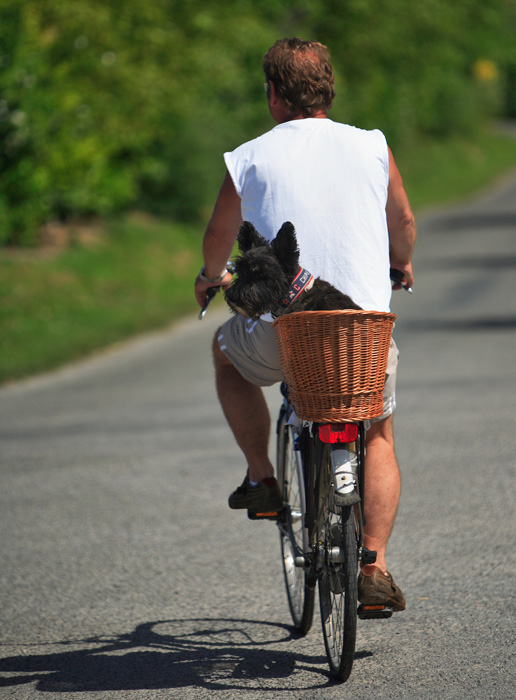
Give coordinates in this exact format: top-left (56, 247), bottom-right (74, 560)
top-left (1, 0), bottom-right (516, 381)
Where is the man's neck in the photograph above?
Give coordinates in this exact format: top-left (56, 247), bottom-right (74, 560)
top-left (268, 82), bottom-right (328, 123)
top-left (276, 110), bottom-right (328, 124)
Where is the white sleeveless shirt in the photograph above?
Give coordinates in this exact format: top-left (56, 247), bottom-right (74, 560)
top-left (224, 118), bottom-right (392, 312)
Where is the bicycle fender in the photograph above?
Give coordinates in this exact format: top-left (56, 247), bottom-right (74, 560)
top-left (330, 445), bottom-right (361, 506)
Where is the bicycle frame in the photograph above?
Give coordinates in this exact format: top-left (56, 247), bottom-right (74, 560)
top-left (277, 396), bottom-right (369, 578)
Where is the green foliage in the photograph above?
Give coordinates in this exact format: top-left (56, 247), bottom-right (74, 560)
top-left (1, 0), bottom-right (515, 245)
top-left (312, 0), bottom-right (516, 147)
top-left (0, 0), bottom-right (280, 244)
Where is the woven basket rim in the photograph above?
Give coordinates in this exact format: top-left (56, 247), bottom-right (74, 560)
top-left (272, 309), bottom-right (397, 325)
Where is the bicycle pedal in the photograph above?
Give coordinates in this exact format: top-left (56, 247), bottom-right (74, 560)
top-left (358, 604), bottom-right (393, 620)
top-left (247, 509), bottom-right (285, 521)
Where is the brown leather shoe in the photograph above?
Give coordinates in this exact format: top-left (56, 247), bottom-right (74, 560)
top-left (358, 566), bottom-right (406, 611)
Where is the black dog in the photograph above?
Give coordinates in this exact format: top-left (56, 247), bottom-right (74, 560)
top-left (225, 221), bottom-right (361, 320)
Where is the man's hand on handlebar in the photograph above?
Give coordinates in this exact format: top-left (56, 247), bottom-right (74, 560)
top-left (389, 262), bottom-right (414, 293)
top-left (195, 265), bottom-right (233, 319)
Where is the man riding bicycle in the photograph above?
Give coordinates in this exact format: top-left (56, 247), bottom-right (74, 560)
top-left (194, 38), bottom-right (416, 612)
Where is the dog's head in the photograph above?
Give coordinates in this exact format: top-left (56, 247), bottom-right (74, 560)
top-left (224, 221), bottom-right (300, 320)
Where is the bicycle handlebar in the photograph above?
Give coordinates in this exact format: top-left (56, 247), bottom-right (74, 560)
top-left (198, 266), bottom-right (412, 320)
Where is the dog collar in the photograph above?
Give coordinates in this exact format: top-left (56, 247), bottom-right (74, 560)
top-left (277, 267), bottom-right (314, 312)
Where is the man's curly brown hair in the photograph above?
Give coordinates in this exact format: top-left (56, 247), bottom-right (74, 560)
top-left (262, 38), bottom-right (335, 117)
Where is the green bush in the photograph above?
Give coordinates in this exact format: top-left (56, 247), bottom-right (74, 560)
top-left (312, 0), bottom-right (515, 146)
top-left (1, 0), bottom-right (515, 245)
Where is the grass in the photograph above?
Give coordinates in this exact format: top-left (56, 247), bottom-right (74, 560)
top-left (2, 126), bottom-right (516, 384)
top-left (397, 126), bottom-right (516, 211)
top-left (0, 214), bottom-right (206, 382)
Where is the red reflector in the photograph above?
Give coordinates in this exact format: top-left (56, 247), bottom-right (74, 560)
top-left (318, 423), bottom-right (359, 444)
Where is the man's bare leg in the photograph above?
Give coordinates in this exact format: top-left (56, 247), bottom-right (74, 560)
top-left (213, 333), bottom-right (274, 483)
top-left (362, 415), bottom-right (401, 574)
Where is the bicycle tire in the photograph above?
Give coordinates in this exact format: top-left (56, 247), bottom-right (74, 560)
top-left (276, 410), bottom-right (315, 635)
top-left (317, 443), bottom-right (359, 682)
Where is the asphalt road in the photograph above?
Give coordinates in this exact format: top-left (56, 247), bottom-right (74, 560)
top-left (1, 172), bottom-right (515, 699)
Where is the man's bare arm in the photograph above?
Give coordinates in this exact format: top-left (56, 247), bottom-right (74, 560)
top-left (386, 148), bottom-right (416, 288)
top-left (194, 170), bottom-right (242, 308)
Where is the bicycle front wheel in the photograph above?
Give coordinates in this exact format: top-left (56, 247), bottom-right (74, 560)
top-left (277, 412), bottom-right (315, 635)
top-left (317, 446), bottom-right (359, 682)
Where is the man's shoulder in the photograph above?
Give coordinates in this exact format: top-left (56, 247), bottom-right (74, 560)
top-left (333, 120), bottom-right (386, 140)
top-left (330, 122), bottom-right (388, 158)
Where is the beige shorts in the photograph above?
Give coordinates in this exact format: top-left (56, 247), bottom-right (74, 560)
top-left (217, 314), bottom-right (399, 421)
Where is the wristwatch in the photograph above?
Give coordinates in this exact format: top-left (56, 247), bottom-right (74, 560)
top-left (198, 266), bottom-right (229, 283)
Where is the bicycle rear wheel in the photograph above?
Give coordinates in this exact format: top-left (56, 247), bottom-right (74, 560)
top-left (277, 410), bottom-right (315, 635)
top-left (317, 444), bottom-right (359, 682)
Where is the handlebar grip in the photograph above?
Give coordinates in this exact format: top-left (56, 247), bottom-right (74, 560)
top-left (198, 285), bottom-right (220, 320)
top-left (390, 268), bottom-right (413, 293)
top-left (198, 261), bottom-right (235, 320)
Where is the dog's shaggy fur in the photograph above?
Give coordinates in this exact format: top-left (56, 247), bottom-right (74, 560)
top-left (225, 221), bottom-right (361, 320)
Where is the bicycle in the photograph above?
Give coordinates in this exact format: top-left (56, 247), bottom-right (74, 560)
top-left (199, 269), bottom-right (409, 683)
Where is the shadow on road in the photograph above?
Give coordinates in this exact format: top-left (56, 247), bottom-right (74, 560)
top-left (428, 212), bottom-right (516, 232)
top-left (0, 617), bottom-right (372, 692)
top-left (406, 316), bottom-right (516, 332)
top-left (419, 254), bottom-right (516, 270)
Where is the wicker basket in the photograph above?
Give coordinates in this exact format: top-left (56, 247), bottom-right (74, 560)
top-left (273, 310), bottom-right (396, 422)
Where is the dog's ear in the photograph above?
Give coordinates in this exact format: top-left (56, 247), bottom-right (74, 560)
top-left (271, 222), bottom-right (300, 276)
top-left (237, 221), bottom-right (270, 252)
